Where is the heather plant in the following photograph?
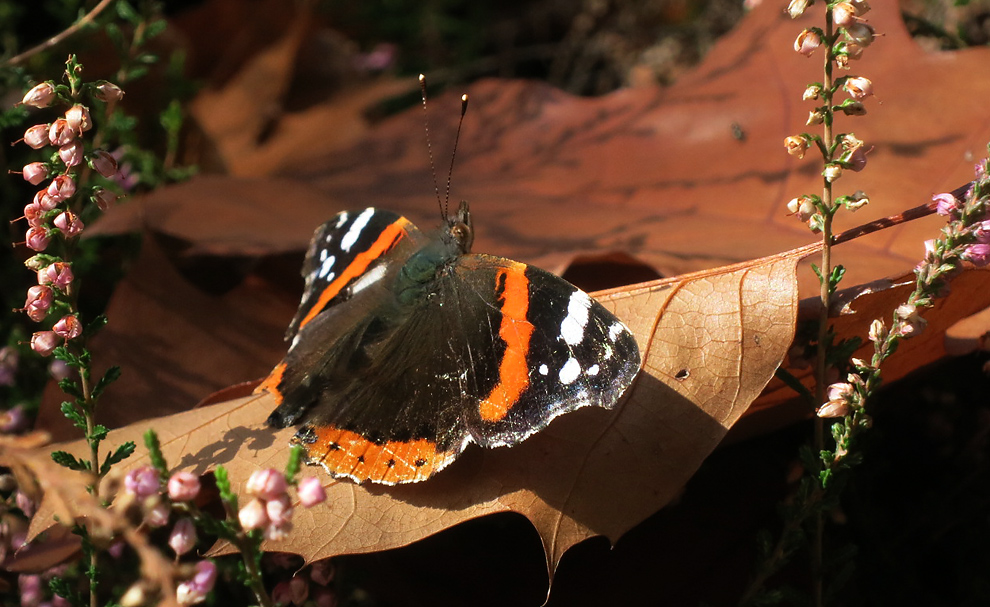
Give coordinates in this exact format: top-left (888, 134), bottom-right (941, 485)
top-left (741, 1), bottom-right (990, 604)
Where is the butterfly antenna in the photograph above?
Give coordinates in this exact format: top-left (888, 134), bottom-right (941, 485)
top-left (443, 94), bottom-right (469, 217)
top-left (420, 74), bottom-right (444, 220)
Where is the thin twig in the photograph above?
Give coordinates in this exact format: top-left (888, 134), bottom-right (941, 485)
top-left (2, 0), bottom-right (117, 67)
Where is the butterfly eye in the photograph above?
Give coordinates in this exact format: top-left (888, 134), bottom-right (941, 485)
top-left (451, 222), bottom-right (470, 242)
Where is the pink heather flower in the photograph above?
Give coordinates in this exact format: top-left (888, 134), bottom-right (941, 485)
top-left (794, 29), bottom-right (821, 57)
top-left (38, 262), bottom-right (74, 291)
top-left (146, 502), bottom-right (171, 527)
top-left (289, 575), bottom-right (310, 605)
top-left (24, 124), bottom-right (50, 149)
top-left (21, 82), bottom-right (55, 108)
top-left (786, 196), bottom-right (817, 222)
top-left (25, 303), bottom-right (48, 322)
top-left (93, 187), bottom-right (118, 211)
top-left (0, 405), bottom-right (29, 433)
top-left (845, 145), bottom-right (868, 172)
top-left (933, 192), bottom-right (960, 216)
top-left (47, 174), bottom-right (76, 202)
top-left (108, 540), bottom-right (126, 559)
top-left (169, 518), bottom-right (197, 555)
top-left (48, 118), bottom-right (75, 146)
top-left (272, 581), bottom-right (293, 606)
top-left (30, 331), bottom-right (59, 356)
top-left (832, 2), bottom-right (860, 27)
top-left (33, 189), bottom-right (58, 211)
top-left (0, 347), bottom-right (18, 387)
top-left (93, 82), bottom-right (125, 110)
top-left (22, 162), bottom-right (48, 185)
top-left (310, 559), bottom-right (335, 586)
top-left (895, 303), bottom-right (927, 337)
top-left (298, 477), bottom-right (327, 507)
top-left (839, 100), bottom-right (867, 116)
top-left (25, 226), bottom-right (51, 251)
top-left (818, 382), bottom-right (854, 417)
top-left (58, 140), bottom-right (85, 167)
top-left (312, 587), bottom-right (336, 607)
top-left (49, 359), bottom-right (73, 381)
top-left (176, 560), bottom-right (216, 606)
top-left (238, 498), bottom-right (269, 531)
top-left (246, 468), bottom-right (288, 501)
top-left (23, 202), bottom-right (45, 227)
top-left (124, 465), bottom-right (162, 498)
top-left (266, 495), bottom-right (294, 527)
top-left (54, 210), bottom-right (84, 238)
top-left (90, 150), bottom-right (118, 178)
top-left (845, 22), bottom-right (875, 46)
top-left (168, 471), bottom-right (201, 502)
top-left (972, 220), bottom-right (990, 244)
top-left (784, 135), bottom-right (809, 159)
top-left (53, 315), bottom-right (83, 341)
top-left (963, 243), bottom-right (990, 267)
top-left (65, 105), bottom-right (92, 134)
top-left (843, 76), bottom-right (873, 100)
top-left (19, 574), bottom-right (42, 607)
top-left (25, 285), bottom-right (54, 312)
top-left (787, 0), bottom-right (811, 19)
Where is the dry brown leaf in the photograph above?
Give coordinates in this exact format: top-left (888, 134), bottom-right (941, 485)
top-left (33, 244), bottom-right (800, 575)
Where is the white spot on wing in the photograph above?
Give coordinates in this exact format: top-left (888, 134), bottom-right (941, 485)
top-left (559, 357), bottom-right (581, 385)
top-left (539, 364), bottom-right (549, 376)
top-left (340, 208), bottom-right (374, 253)
top-left (560, 290), bottom-right (592, 346)
top-left (350, 263), bottom-right (387, 295)
top-left (318, 255), bottom-right (336, 279)
top-left (586, 364), bottom-right (600, 376)
top-left (334, 212), bottom-right (350, 228)
top-left (608, 321), bottom-right (625, 342)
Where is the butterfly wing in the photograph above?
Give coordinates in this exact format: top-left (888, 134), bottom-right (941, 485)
top-left (259, 208), bottom-right (427, 427)
top-left (289, 253), bottom-right (641, 484)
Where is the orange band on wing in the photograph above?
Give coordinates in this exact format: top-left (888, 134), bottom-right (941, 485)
top-left (298, 218), bottom-right (411, 330)
top-left (478, 262), bottom-right (533, 422)
top-left (255, 361), bottom-right (287, 398)
top-left (301, 425), bottom-right (458, 484)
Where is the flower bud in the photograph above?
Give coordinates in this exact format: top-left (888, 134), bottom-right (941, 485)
top-left (24, 124), bottom-right (50, 149)
top-left (832, 2), bottom-right (860, 27)
top-left (147, 502), bottom-right (171, 527)
top-left (246, 469), bottom-right (288, 501)
top-left (65, 104), bottom-right (92, 133)
top-left (93, 82), bottom-right (125, 110)
top-left (90, 150), bottom-right (118, 178)
top-left (839, 100), bottom-right (867, 116)
top-left (58, 140), bottom-right (85, 167)
top-left (49, 118), bottom-right (76, 146)
top-left (802, 84), bottom-right (821, 100)
top-left (169, 518), bottom-right (198, 555)
top-left (168, 471), bottom-right (201, 502)
top-left (963, 243), bottom-right (990, 267)
top-left (38, 262), bottom-right (74, 290)
top-left (289, 575), bottom-right (310, 605)
top-left (30, 331), bottom-right (59, 356)
top-left (238, 498), bottom-right (269, 531)
top-left (843, 76), bottom-right (874, 100)
top-left (933, 192), bottom-right (959, 217)
top-left (22, 162), bottom-right (49, 185)
top-left (794, 29), bottom-right (821, 57)
top-left (125, 465), bottom-right (161, 498)
top-left (787, 0), bottom-right (812, 18)
top-left (25, 285), bottom-right (54, 316)
top-left (784, 135), bottom-right (810, 159)
top-left (298, 477), bottom-right (327, 507)
top-left (823, 164), bottom-right (843, 182)
top-left (25, 226), bottom-right (51, 251)
top-left (33, 189), bottom-right (58, 211)
top-left (786, 195), bottom-right (817, 221)
top-left (845, 190), bottom-right (870, 210)
top-left (895, 304), bottom-right (927, 337)
top-left (868, 319), bottom-right (885, 343)
top-left (50, 359), bottom-right (73, 381)
top-left (310, 559), bottom-right (335, 586)
top-left (0, 405), bottom-right (28, 433)
top-left (266, 495), bottom-right (294, 528)
top-left (176, 560), bottom-right (217, 606)
top-left (54, 210), bottom-right (84, 238)
top-left (818, 382), bottom-right (853, 417)
top-left (0, 347), bottom-right (18, 388)
top-left (47, 174), bottom-right (77, 202)
top-left (92, 187), bottom-right (119, 211)
top-left (806, 109), bottom-right (824, 125)
top-left (22, 82), bottom-right (56, 108)
top-left (845, 22), bottom-right (875, 46)
top-left (53, 315), bottom-right (83, 341)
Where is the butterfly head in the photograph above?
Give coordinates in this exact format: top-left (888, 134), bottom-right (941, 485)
top-left (444, 200), bottom-right (473, 254)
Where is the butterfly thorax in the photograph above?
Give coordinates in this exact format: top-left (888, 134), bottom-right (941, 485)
top-left (394, 201), bottom-right (473, 306)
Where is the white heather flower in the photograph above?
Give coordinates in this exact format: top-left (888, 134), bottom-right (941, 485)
top-left (21, 82), bottom-right (56, 108)
top-left (823, 164), bottom-right (842, 182)
top-left (787, 0), bottom-right (812, 19)
top-left (802, 84), bottom-right (821, 100)
top-left (843, 76), bottom-right (874, 100)
top-left (784, 135), bottom-right (810, 159)
top-left (794, 29), bottom-right (822, 56)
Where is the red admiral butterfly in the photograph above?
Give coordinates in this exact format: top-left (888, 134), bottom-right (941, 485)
top-left (258, 87), bottom-right (641, 485)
